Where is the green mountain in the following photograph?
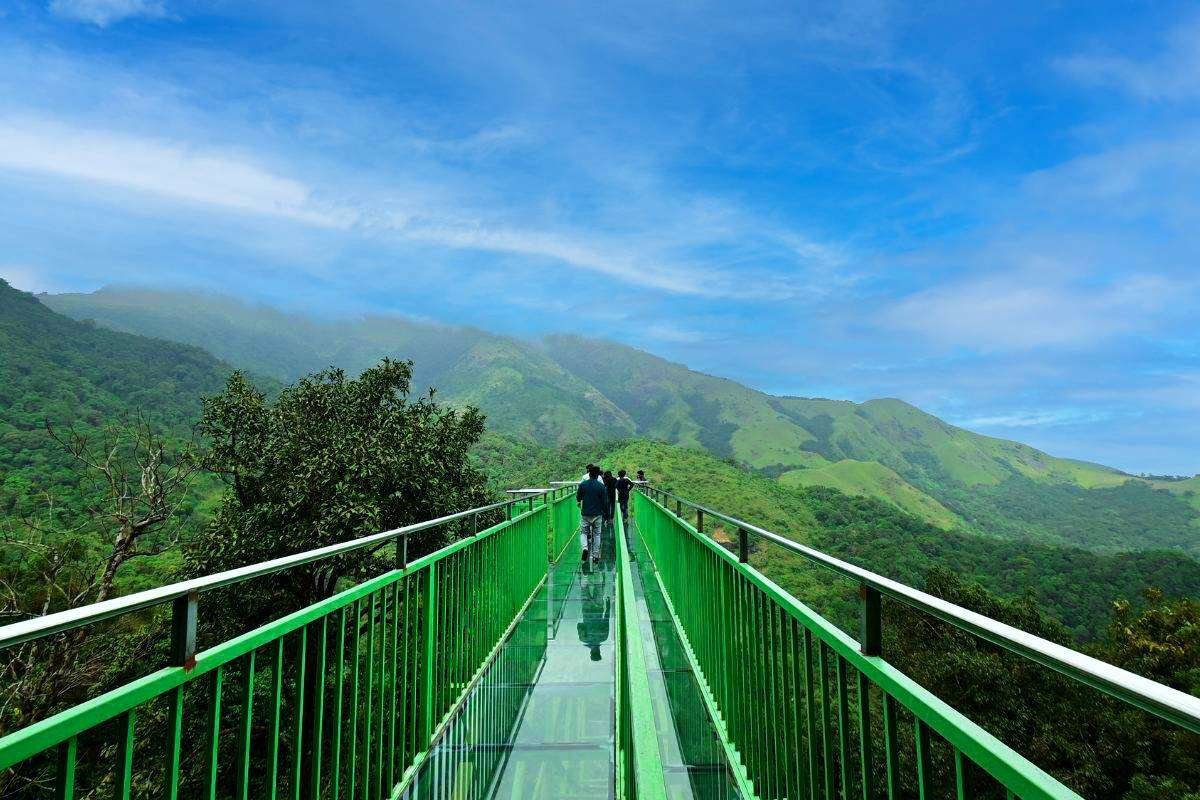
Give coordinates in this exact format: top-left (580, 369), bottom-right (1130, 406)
top-left (0, 279), bottom-right (238, 523)
top-left (42, 286), bottom-right (1200, 556)
top-left (43, 287), bottom-right (635, 445)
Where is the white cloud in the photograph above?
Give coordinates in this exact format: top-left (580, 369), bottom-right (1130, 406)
top-left (1056, 15), bottom-right (1200, 101)
top-left (0, 114), bottom-right (818, 298)
top-left (958, 408), bottom-right (1114, 429)
top-left (0, 117), bottom-right (351, 228)
top-left (48, 0), bottom-right (167, 27)
top-left (883, 270), bottom-right (1182, 351)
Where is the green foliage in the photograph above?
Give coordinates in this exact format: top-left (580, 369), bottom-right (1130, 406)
top-left (939, 474), bottom-right (1200, 556)
top-left (188, 359), bottom-right (489, 634)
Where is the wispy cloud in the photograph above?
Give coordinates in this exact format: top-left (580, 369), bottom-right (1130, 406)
top-left (882, 270), bottom-right (1182, 351)
top-left (0, 116), bottom-right (348, 227)
top-left (957, 408), bottom-right (1116, 429)
top-left (1056, 15), bottom-right (1200, 101)
top-left (48, 0), bottom-right (167, 28)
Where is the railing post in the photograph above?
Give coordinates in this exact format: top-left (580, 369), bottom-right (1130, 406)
top-left (738, 528), bottom-right (749, 563)
top-left (397, 535), bottom-right (408, 569)
top-left (170, 591), bottom-right (198, 670)
top-left (860, 583), bottom-right (882, 656)
top-left (675, 499), bottom-right (683, 517)
top-left (696, 509), bottom-right (704, 533)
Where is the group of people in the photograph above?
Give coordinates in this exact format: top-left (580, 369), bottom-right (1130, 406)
top-left (575, 464), bottom-right (645, 562)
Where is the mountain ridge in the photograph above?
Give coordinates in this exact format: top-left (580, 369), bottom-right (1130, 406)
top-left (39, 285), bottom-right (1200, 555)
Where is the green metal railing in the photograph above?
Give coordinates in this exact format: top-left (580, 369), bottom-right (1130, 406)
top-left (633, 490), bottom-right (1085, 800)
top-left (614, 512), bottom-right (668, 800)
top-left (12, 474), bottom-right (1192, 800)
top-left (551, 488), bottom-right (579, 560)
top-left (0, 488), bottom-right (583, 800)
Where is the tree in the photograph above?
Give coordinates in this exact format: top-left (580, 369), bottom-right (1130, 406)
top-left (0, 420), bottom-right (196, 795)
top-left (188, 358), bottom-right (489, 632)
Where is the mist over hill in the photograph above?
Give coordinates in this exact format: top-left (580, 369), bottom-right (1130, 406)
top-left (43, 285), bottom-right (1200, 556)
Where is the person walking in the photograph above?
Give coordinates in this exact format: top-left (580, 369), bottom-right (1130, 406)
top-left (636, 469), bottom-right (646, 483)
top-left (577, 465), bottom-right (608, 562)
top-left (602, 469), bottom-right (618, 523)
top-left (616, 469), bottom-right (634, 519)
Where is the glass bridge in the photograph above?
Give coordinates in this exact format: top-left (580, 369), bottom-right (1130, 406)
top-left (0, 486), bottom-right (1196, 800)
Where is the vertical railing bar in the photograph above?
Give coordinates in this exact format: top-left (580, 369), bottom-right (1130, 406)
top-left (954, 747), bottom-right (972, 800)
top-left (882, 693), bottom-right (900, 800)
top-left (376, 588), bottom-right (387, 800)
top-left (55, 736), bottom-right (78, 800)
top-left (114, 709), bottom-right (136, 800)
top-left (820, 642), bottom-right (836, 800)
top-left (349, 600), bottom-right (361, 800)
top-left (165, 686), bottom-right (184, 800)
top-left (788, 617), bottom-right (806, 799)
top-left (388, 580), bottom-right (400, 792)
top-left (915, 720), bottom-right (933, 800)
top-left (268, 638), bottom-right (284, 800)
top-left (237, 650), bottom-right (256, 800)
top-left (837, 655), bottom-right (851, 800)
top-left (291, 626), bottom-right (308, 800)
top-left (206, 667), bottom-right (224, 800)
top-left (363, 595), bottom-right (375, 799)
top-left (332, 607), bottom-right (347, 800)
top-left (423, 562), bottom-right (439, 744)
top-left (805, 628), bottom-right (819, 800)
top-left (857, 673), bottom-right (873, 800)
top-left (312, 617), bottom-right (328, 800)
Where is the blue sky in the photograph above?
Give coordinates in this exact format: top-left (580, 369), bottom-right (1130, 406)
top-left (1, 1), bottom-right (1198, 474)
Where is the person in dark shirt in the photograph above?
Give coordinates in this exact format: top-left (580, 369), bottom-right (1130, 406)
top-left (602, 470), bottom-right (618, 523)
top-left (616, 469), bottom-right (634, 519)
top-left (576, 465), bottom-right (608, 562)
top-left (636, 469), bottom-right (646, 483)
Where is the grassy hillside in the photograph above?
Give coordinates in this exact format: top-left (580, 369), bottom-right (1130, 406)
top-left (46, 287), bottom-right (1200, 555)
top-left (778, 459), bottom-right (961, 529)
top-left (486, 438), bottom-right (1200, 639)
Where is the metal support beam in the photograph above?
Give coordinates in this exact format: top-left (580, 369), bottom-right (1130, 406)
top-left (860, 584), bottom-right (882, 656)
top-left (738, 528), bottom-right (749, 563)
top-left (170, 591), bottom-right (198, 670)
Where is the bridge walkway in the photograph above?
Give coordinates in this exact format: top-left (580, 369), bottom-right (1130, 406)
top-left (402, 512), bottom-right (738, 800)
top-left (402, 520), bottom-right (618, 798)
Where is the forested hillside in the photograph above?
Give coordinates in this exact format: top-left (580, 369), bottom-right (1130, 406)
top-left (46, 286), bottom-right (1200, 557)
top-left (0, 280), bottom-right (239, 521)
top-left (475, 436), bottom-right (1200, 639)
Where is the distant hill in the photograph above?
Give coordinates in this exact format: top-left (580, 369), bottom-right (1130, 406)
top-left (43, 287), bottom-right (635, 446)
top-left (43, 286), bottom-right (1200, 556)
